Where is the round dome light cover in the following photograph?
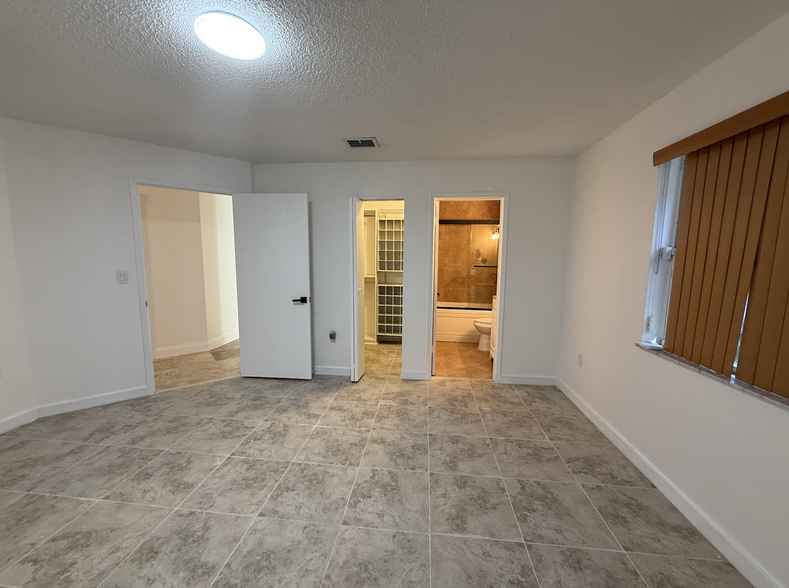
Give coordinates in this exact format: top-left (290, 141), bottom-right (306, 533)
top-left (194, 12), bottom-right (266, 60)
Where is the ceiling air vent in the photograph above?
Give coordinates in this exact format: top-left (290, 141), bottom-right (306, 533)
top-left (344, 137), bottom-right (380, 148)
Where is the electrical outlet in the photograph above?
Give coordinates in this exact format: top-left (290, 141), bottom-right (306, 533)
top-left (329, 331), bottom-right (336, 342)
top-left (577, 353), bottom-right (583, 368)
top-left (116, 270), bottom-right (128, 284)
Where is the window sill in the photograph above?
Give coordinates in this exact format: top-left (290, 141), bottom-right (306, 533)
top-left (635, 342), bottom-right (789, 411)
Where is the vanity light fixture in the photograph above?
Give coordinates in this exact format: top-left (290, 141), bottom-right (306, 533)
top-left (194, 12), bottom-right (266, 60)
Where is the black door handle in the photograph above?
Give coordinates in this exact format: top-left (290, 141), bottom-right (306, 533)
top-left (292, 296), bottom-right (308, 304)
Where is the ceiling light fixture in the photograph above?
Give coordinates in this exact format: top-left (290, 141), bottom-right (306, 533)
top-left (194, 12), bottom-right (266, 60)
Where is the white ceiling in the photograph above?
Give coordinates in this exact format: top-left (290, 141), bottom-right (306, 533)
top-left (1, 0), bottom-right (787, 163)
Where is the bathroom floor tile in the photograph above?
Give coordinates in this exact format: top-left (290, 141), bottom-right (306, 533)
top-left (0, 491), bottom-right (23, 512)
top-left (232, 421), bottom-right (313, 461)
top-left (259, 463), bottom-right (357, 525)
top-left (294, 427), bottom-right (369, 467)
top-left (528, 544), bottom-right (644, 588)
top-left (430, 473), bottom-right (521, 541)
top-left (584, 485), bottom-right (722, 559)
top-left (504, 478), bottom-right (619, 549)
top-left (182, 457), bottom-right (290, 515)
top-left (361, 431), bottom-right (429, 471)
top-left (212, 518), bottom-right (338, 588)
top-left (628, 553), bottom-right (752, 588)
top-left (428, 434), bottom-right (499, 476)
top-left (100, 509), bottom-right (249, 588)
top-left (0, 501), bottom-right (171, 588)
top-left (431, 534), bottom-right (538, 588)
top-left (490, 438), bottom-right (574, 482)
top-left (343, 468), bottom-right (429, 532)
top-left (322, 527), bottom-right (429, 588)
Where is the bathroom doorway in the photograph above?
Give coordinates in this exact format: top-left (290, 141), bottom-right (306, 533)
top-left (137, 185), bottom-right (240, 391)
top-left (430, 194), bottom-right (508, 380)
top-left (350, 199), bottom-right (405, 381)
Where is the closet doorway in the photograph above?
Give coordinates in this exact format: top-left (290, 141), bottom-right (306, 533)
top-left (350, 199), bottom-right (405, 382)
top-left (430, 194), bottom-right (508, 381)
top-left (137, 185), bottom-right (240, 391)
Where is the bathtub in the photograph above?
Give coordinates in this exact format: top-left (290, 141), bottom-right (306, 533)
top-left (436, 306), bottom-right (493, 342)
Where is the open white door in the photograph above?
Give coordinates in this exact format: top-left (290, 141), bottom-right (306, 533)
top-left (350, 198), bottom-right (365, 382)
top-left (431, 198), bottom-right (440, 376)
top-left (233, 193), bottom-right (312, 379)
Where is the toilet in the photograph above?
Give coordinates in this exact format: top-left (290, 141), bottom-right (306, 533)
top-left (473, 320), bottom-right (492, 351)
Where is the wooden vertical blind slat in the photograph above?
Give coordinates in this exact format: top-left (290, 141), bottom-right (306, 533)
top-left (720, 119), bottom-right (781, 376)
top-left (710, 126), bottom-right (767, 372)
top-left (699, 134), bottom-right (747, 369)
top-left (667, 148), bottom-right (708, 354)
top-left (664, 151), bottom-right (699, 353)
top-left (771, 286), bottom-right (789, 397)
top-left (686, 143), bottom-right (723, 361)
top-left (737, 116), bottom-right (789, 395)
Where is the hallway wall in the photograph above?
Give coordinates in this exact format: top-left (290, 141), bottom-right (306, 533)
top-left (0, 116), bottom-right (251, 432)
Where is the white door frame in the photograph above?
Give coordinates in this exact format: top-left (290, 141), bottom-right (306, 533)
top-left (127, 177), bottom-right (236, 395)
top-left (349, 198), bottom-right (406, 380)
top-left (350, 198), bottom-right (365, 382)
top-left (429, 192), bottom-right (509, 383)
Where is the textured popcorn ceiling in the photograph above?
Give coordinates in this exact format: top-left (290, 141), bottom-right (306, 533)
top-left (0, 0), bottom-right (787, 163)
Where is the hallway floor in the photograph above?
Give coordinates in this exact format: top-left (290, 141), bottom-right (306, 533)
top-left (0, 345), bottom-right (751, 587)
top-left (153, 340), bottom-right (240, 392)
top-left (435, 341), bottom-right (493, 379)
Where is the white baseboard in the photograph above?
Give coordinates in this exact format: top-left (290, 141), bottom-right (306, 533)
top-left (0, 386), bottom-right (149, 435)
top-left (497, 375), bottom-right (557, 386)
top-left (313, 366), bottom-right (351, 376)
top-left (401, 371), bottom-right (430, 380)
top-left (208, 330), bottom-right (239, 351)
top-left (436, 334), bottom-right (479, 343)
top-left (555, 378), bottom-right (782, 588)
top-left (154, 341), bottom-right (209, 359)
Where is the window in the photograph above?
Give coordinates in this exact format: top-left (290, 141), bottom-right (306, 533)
top-left (645, 91), bottom-right (789, 401)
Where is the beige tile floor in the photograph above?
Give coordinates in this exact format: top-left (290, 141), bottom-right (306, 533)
top-left (435, 341), bottom-right (493, 379)
top-left (154, 340), bottom-right (240, 392)
top-left (0, 356), bottom-right (752, 588)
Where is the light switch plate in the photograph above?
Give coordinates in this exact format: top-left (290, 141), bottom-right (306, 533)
top-left (117, 270), bottom-right (129, 284)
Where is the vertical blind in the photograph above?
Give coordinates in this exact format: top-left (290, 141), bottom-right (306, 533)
top-left (664, 115), bottom-right (789, 398)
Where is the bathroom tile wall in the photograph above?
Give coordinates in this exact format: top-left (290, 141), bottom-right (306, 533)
top-left (437, 201), bottom-right (500, 306)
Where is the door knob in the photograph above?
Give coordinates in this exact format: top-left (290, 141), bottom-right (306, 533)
top-left (292, 296), bottom-right (308, 304)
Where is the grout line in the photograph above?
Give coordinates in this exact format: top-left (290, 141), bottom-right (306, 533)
top-left (317, 373), bottom-right (385, 588)
top-left (469, 383), bottom-right (544, 588)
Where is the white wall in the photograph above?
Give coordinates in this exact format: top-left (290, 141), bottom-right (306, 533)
top-left (254, 159), bottom-right (573, 380)
top-left (558, 12), bottom-right (789, 588)
top-left (141, 187), bottom-right (208, 356)
top-left (0, 116), bottom-right (251, 432)
top-left (199, 192), bottom-right (239, 348)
